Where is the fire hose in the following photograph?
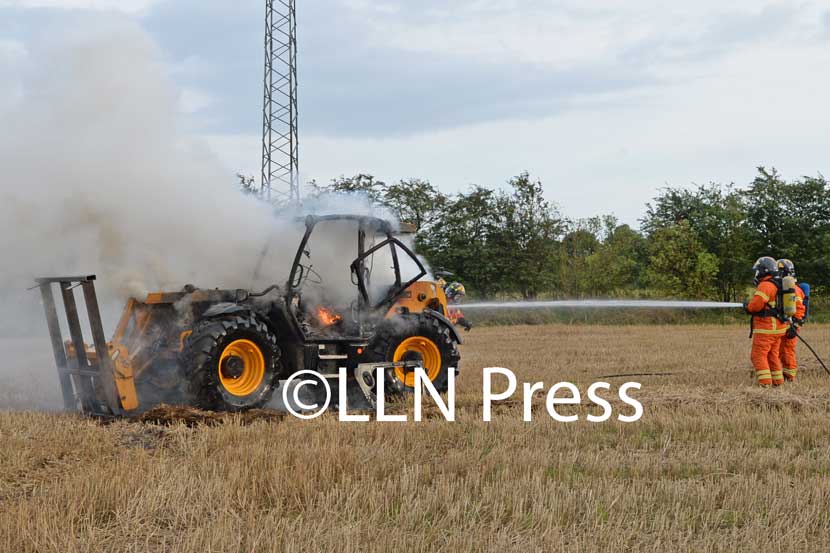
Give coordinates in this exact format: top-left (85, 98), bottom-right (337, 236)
top-left (795, 333), bottom-right (830, 376)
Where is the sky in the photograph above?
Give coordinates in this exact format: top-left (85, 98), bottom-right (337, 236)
top-left (1, 0), bottom-right (829, 225)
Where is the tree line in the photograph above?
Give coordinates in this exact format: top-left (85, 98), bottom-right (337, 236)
top-left (243, 167), bottom-right (830, 301)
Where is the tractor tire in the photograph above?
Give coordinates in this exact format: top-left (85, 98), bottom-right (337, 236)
top-left (368, 315), bottom-right (460, 393)
top-left (182, 314), bottom-right (281, 411)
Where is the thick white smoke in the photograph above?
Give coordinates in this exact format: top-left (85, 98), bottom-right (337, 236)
top-left (0, 19), bottom-right (307, 338)
top-left (0, 18), bottom-right (394, 407)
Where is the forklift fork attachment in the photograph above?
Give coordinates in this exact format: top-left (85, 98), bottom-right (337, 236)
top-left (36, 275), bottom-right (124, 416)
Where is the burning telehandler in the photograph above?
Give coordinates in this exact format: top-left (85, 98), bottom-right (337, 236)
top-left (36, 215), bottom-right (462, 416)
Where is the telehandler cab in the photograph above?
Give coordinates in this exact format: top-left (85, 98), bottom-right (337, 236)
top-left (36, 215), bottom-right (462, 416)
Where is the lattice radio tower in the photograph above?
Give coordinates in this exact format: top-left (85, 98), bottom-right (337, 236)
top-left (261, 0), bottom-right (299, 204)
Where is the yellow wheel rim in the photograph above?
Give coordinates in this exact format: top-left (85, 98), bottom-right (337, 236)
top-left (393, 336), bottom-right (442, 387)
top-left (218, 339), bottom-right (266, 397)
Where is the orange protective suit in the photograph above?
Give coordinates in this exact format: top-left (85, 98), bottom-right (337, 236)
top-left (780, 284), bottom-right (806, 381)
top-left (448, 306), bottom-right (472, 331)
top-left (746, 276), bottom-right (789, 386)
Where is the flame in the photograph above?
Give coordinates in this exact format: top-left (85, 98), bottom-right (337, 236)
top-left (317, 306), bottom-right (343, 327)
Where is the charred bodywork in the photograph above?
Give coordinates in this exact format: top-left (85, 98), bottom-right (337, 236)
top-left (37, 215), bottom-right (462, 415)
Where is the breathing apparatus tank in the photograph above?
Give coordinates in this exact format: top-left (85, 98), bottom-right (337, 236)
top-left (781, 275), bottom-right (798, 317)
top-left (799, 282), bottom-right (811, 321)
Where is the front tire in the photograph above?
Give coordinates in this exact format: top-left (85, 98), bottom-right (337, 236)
top-left (183, 315), bottom-right (280, 411)
top-left (368, 315), bottom-right (460, 393)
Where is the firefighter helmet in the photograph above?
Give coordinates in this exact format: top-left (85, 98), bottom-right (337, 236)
top-left (752, 256), bottom-right (778, 284)
top-left (777, 258), bottom-right (796, 277)
top-left (445, 282), bottom-right (467, 302)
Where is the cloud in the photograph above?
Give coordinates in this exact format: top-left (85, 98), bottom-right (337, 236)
top-left (300, 52), bottom-right (648, 136)
top-left (0, 0), bottom-right (159, 13)
top-left (0, 16), bottom-right (310, 335)
top-left (0, 38), bottom-right (26, 107)
top-left (178, 86), bottom-right (213, 114)
top-left (4, 0), bottom-right (830, 226)
top-left (167, 0), bottom-right (830, 226)
top-left (141, 0), bottom-right (262, 132)
top-left (0, 37), bottom-right (25, 59)
top-left (139, 0), bottom-right (649, 137)
top-left (618, 4), bottom-right (798, 68)
top-left (136, 0), bottom-right (828, 139)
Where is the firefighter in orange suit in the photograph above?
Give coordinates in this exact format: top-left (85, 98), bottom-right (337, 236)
top-left (444, 282), bottom-right (473, 332)
top-left (744, 257), bottom-right (789, 387)
top-left (777, 259), bottom-right (806, 381)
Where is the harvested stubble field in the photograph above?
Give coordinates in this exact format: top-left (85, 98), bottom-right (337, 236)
top-left (2, 324), bottom-right (830, 552)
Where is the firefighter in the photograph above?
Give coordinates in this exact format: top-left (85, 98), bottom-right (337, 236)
top-left (744, 256), bottom-right (789, 387)
top-left (444, 282), bottom-right (473, 332)
top-left (777, 259), bottom-right (806, 382)
top-left (434, 270), bottom-right (454, 291)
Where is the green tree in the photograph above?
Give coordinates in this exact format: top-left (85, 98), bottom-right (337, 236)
top-left (384, 178), bottom-right (447, 231)
top-left (647, 221), bottom-right (719, 298)
top-left (585, 224), bottom-right (648, 295)
top-left (418, 173), bottom-right (563, 298)
top-left (417, 186), bottom-right (507, 296)
top-left (743, 167), bottom-right (830, 287)
top-left (559, 222), bottom-right (601, 297)
top-left (502, 172), bottom-right (564, 299)
top-left (312, 174), bottom-right (387, 202)
top-left (309, 174), bottom-right (446, 233)
top-left (642, 183), bottom-right (752, 301)
top-left (299, 166), bottom-right (830, 301)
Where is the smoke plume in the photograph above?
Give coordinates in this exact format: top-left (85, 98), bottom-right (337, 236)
top-left (0, 18), bottom-right (392, 408)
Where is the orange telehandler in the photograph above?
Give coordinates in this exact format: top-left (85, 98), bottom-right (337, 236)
top-left (37, 215), bottom-right (462, 416)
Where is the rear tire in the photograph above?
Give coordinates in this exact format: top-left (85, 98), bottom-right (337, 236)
top-left (182, 314), bottom-right (280, 411)
top-left (368, 315), bottom-right (460, 393)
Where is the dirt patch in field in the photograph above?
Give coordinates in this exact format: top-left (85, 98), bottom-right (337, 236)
top-left (136, 404), bottom-right (288, 427)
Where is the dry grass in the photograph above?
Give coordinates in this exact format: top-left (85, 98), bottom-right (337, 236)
top-left (2, 324), bottom-right (830, 552)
